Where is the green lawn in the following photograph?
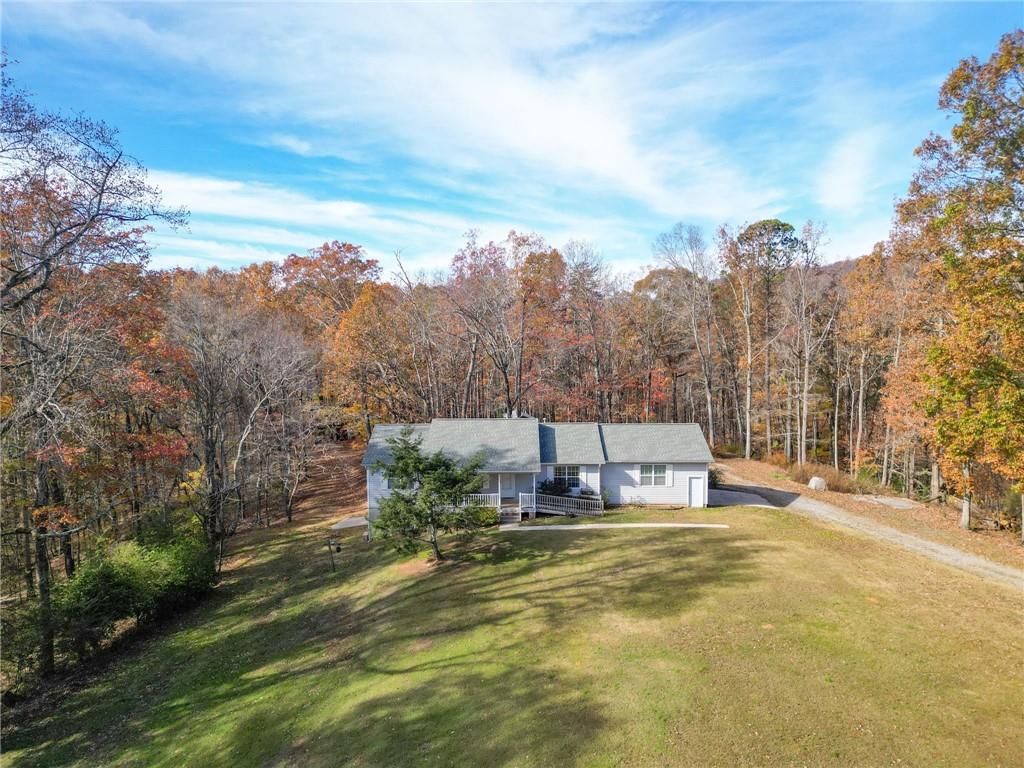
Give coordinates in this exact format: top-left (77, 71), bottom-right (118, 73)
top-left (5, 505), bottom-right (1022, 767)
top-left (521, 505), bottom-right (722, 524)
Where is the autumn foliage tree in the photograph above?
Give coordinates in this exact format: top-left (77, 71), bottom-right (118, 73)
top-left (898, 30), bottom-right (1023, 529)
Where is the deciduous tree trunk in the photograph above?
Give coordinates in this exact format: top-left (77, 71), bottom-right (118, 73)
top-left (34, 527), bottom-right (54, 675)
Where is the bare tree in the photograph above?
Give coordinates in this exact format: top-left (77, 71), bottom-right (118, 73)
top-left (0, 64), bottom-right (184, 312)
top-left (655, 223), bottom-right (719, 443)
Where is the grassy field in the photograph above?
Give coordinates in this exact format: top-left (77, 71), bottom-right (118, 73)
top-left (4, 501), bottom-right (1022, 767)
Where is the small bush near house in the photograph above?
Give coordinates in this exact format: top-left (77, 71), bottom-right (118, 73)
top-left (475, 506), bottom-right (500, 527)
top-left (536, 480), bottom-right (571, 497)
top-left (708, 466), bottom-right (724, 489)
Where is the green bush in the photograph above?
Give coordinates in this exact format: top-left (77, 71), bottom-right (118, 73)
top-left (536, 480), bottom-right (570, 497)
top-left (1, 601), bottom-right (41, 684)
top-left (468, 504), bottom-right (499, 527)
top-left (55, 538), bottom-right (215, 660)
top-left (708, 466), bottom-right (724, 489)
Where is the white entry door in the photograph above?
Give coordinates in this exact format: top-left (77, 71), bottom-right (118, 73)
top-left (688, 476), bottom-right (704, 507)
top-left (500, 473), bottom-right (516, 499)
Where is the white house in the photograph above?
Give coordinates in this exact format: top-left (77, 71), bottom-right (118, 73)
top-left (362, 418), bottom-right (713, 524)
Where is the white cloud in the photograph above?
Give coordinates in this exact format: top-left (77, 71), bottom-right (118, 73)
top-left (14, 2), bottom-right (786, 219)
top-left (146, 169), bottom-right (662, 275)
top-left (264, 134), bottom-right (315, 157)
top-left (7, 1), bottom-right (965, 266)
top-left (816, 130), bottom-right (884, 213)
top-left (148, 170), bottom-right (481, 269)
top-left (150, 171), bottom-right (370, 228)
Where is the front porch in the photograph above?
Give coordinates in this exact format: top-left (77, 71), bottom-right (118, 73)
top-left (468, 470), bottom-right (605, 524)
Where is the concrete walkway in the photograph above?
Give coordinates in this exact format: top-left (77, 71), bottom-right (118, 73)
top-left (500, 522), bottom-right (729, 532)
top-left (720, 470), bottom-right (1024, 590)
top-left (329, 516), bottom-right (367, 531)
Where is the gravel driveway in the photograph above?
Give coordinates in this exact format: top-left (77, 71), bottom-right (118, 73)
top-left (719, 470), bottom-right (1024, 590)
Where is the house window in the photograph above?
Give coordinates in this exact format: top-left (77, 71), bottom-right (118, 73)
top-left (383, 475), bottom-right (407, 490)
top-left (554, 465), bottom-right (580, 489)
top-left (639, 464), bottom-right (666, 486)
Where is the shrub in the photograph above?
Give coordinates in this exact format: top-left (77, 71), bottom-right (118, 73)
top-left (536, 480), bottom-right (570, 497)
top-left (153, 539), bottom-right (217, 613)
top-left (54, 538), bottom-right (215, 660)
top-left (789, 463), bottom-right (858, 494)
top-left (788, 463), bottom-right (811, 484)
top-left (766, 453), bottom-right (790, 468)
top-left (708, 466), bottom-right (724, 489)
top-left (1, 601), bottom-right (41, 685)
top-left (472, 505), bottom-right (500, 527)
top-left (714, 443), bottom-right (741, 459)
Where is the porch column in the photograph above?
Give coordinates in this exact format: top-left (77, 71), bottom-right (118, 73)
top-left (531, 473), bottom-right (536, 519)
top-left (497, 473), bottom-right (501, 502)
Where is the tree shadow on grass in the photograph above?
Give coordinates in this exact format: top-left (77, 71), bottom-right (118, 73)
top-left (5, 519), bottom-right (771, 767)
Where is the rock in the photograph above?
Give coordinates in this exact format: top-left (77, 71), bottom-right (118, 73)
top-left (808, 476), bottom-right (828, 491)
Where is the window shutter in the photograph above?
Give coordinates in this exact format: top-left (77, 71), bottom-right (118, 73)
top-left (633, 464), bottom-right (640, 485)
top-left (665, 464), bottom-right (673, 486)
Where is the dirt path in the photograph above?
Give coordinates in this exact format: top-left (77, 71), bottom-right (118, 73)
top-left (720, 466), bottom-right (1024, 590)
top-left (291, 441), bottom-right (367, 522)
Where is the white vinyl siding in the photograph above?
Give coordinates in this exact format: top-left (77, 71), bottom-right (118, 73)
top-left (639, 464), bottom-right (667, 486)
top-left (600, 463), bottom-right (707, 506)
top-left (366, 469), bottom-right (389, 520)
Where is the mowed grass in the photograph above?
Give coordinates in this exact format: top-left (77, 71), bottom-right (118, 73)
top-left (4, 505), bottom-right (1023, 768)
top-left (520, 505), bottom-right (731, 525)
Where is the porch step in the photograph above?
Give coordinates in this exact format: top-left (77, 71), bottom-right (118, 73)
top-left (499, 509), bottom-right (522, 524)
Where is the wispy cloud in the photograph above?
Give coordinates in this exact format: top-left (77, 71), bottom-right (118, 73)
top-left (816, 130), bottom-right (884, 214)
top-left (6, 2), bottom-right (1014, 268)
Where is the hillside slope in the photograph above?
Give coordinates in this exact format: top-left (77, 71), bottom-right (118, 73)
top-left (4, 444), bottom-right (1022, 767)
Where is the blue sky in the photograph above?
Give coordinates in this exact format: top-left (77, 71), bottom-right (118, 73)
top-left (3, 2), bottom-right (1019, 277)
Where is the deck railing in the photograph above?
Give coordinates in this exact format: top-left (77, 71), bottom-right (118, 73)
top-left (519, 492), bottom-right (536, 511)
top-left (462, 493), bottom-right (500, 509)
top-left (535, 492), bottom-right (604, 517)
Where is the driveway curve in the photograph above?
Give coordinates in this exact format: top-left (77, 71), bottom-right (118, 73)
top-left (719, 470), bottom-right (1024, 590)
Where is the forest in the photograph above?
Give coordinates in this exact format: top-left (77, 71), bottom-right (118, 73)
top-left (1, 32), bottom-right (1021, 686)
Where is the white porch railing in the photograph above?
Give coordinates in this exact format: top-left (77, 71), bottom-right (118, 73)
top-left (519, 492), bottom-right (535, 511)
top-left (462, 493), bottom-right (500, 509)
top-left (535, 492), bottom-right (604, 517)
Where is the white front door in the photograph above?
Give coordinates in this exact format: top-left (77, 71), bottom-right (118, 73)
top-left (500, 473), bottom-right (516, 499)
top-left (688, 476), bottom-right (704, 507)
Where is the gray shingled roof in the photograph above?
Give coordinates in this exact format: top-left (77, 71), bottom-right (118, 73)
top-left (361, 424), bottom-right (429, 467)
top-left (539, 423), bottom-right (604, 464)
top-left (363, 419), bottom-right (542, 471)
top-left (363, 419), bottom-right (713, 469)
top-left (598, 423), bottom-right (713, 463)
top-left (424, 418), bottom-right (541, 472)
